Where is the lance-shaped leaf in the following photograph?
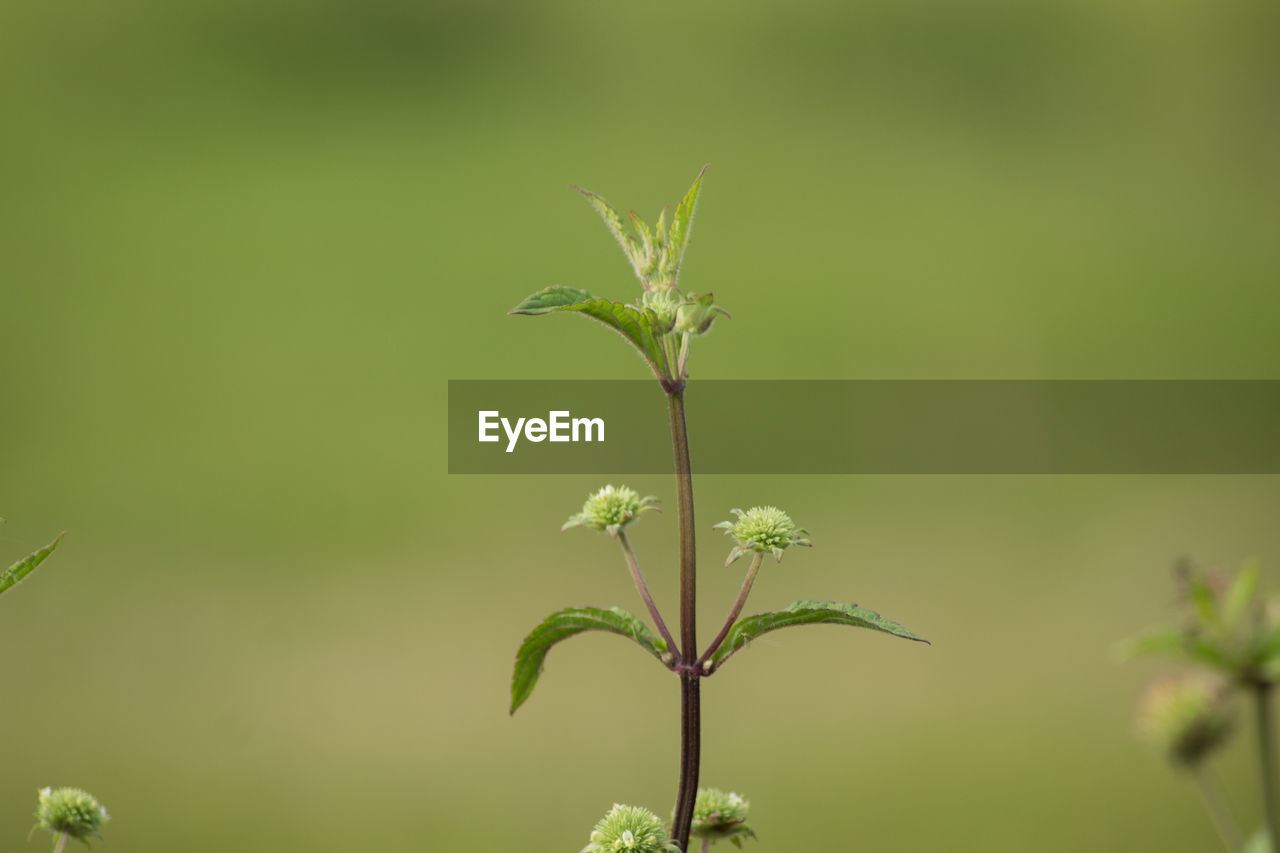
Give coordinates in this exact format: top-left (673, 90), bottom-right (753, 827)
top-left (575, 187), bottom-right (643, 278)
top-left (509, 286), bottom-right (672, 380)
top-left (0, 533), bottom-right (64, 599)
top-left (508, 285), bottom-right (592, 314)
top-left (668, 164), bottom-right (708, 283)
top-left (511, 605), bottom-right (668, 714)
top-left (708, 599), bottom-right (928, 670)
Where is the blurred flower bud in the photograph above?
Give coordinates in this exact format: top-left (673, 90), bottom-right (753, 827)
top-left (34, 787), bottom-right (109, 845)
top-left (689, 788), bottom-right (756, 848)
top-left (1136, 675), bottom-right (1236, 767)
top-left (713, 506), bottom-right (811, 566)
top-left (563, 485), bottom-right (660, 537)
top-left (582, 804), bottom-right (680, 853)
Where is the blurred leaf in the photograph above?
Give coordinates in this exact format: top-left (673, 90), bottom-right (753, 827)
top-left (0, 533), bottom-right (64, 600)
top-left (709, 600), bottom-right (928, 670)
top-left (1263, 623), bottom-right (1280, 660)
top-left (1190, 573), bottom-right (1219, 627)
top-left (1224, 560), bottom-right (1261, 628)
top-left (511, 606), bottom-right (666, 714)
top-left (669, 165), bottom-right (708, 282)
top-left (1116, 626), bottom-right (1247, 679)
top-left (1244, 828), bottom-right (1273, 853)
top-left (1187, 634), bottom-right (1236, 674)
top-left (509, 288), bottom-right (672, 381)
top-left (1116, 628), bottom-right (1187, 661)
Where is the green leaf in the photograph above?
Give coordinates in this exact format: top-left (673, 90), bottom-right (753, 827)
top-left (1120, 628), bottom-right (1241, 676)
top-left (1186, 634), bottom-right (1236, 673)
top-left (1190, 573), bottom-right (1219, 627)
top-left (1224, 560), bottom-right (1260, 627)
top-left (507, 285), bottom-right (594, 314)
top-left (709, 599), bottom-right (928, 669)
top-left (575, 187), bottom-right (642, 274)
top-left (668, 164), bottom-right (708, 282)
top-left (1263, 623), bottom-right (1280, 661)
top-left (0, 533), bottom-right (64, 599)
top-left (1244, 827), bottom-right (1273, 853)
top-left (1115, 628), bottom-right (1187, 661)
top-left (509, 287), bottom-right (672, 380)
top-left (511, 606), bottom-right (667, 714)
top-left (1115, 627), bottom-right (1247, 678)
top-left (628, 210), bottom-right (654, 251)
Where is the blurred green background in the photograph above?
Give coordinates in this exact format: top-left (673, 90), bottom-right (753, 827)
top-left (2, 0), bottom-right (1278, 850)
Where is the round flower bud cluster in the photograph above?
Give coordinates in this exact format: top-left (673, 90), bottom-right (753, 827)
top-left (1136, 674), bottom-right (1235, 767)
top-left (582, 804), bottom-right (680, 853)
top-left (714, 506), bottom-right (811, 566)
top-left (35, 787), bottom-right (109, 844)
top-left (641, 289), bottom-right (683, 329)
top-left (689, 788), bottom-right (756, 848)
top-left (563, 485), bottom-right (660, 538)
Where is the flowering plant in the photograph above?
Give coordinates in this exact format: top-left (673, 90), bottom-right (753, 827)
top-left (508, 169), bottom-right (928, 850)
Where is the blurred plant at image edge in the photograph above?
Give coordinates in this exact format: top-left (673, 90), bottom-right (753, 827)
top-left (1123, 560), bottom-right (1280, 853)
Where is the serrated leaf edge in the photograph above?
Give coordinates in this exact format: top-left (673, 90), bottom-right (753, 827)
top-left (0, 532), bottom-right (65, 599)
top-left (709, 599), bottom-right (928, 670)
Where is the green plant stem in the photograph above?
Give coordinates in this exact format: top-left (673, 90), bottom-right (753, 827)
top-left (1191, 766), bottom-right (1242, 852)
top-left (676, 332), bottom-right (691, 380)
top-left (52, 834), bottom-right (68, 853)
top-left (617, 529), bottom-right (680, 664)
top-left (697, 552), bottom-right (764, 670)
top-left (667, 387), bottom-right (700, 852)
top-left (663, 332), bottom-right (681, 385)
top-left (1256, 681), bottom-right (1280, 848)
top-left (701, 839), bottom-right (710, 853)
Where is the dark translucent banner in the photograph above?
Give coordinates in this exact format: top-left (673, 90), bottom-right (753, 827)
top-left (447, 380), bottom-right (1280, 474)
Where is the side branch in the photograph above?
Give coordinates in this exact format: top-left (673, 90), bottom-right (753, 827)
top-left (696, 552), bottom-right (764, 670)
top-left (618, 529), bottom-right (680, 664)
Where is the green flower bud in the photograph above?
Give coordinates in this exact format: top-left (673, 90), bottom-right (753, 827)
top-left (674, 293), bottom-right (729, 337)
top-left (582, 804), bottom-right (680, 853)
top-left (1136, 675), bottom-right (1235, 767)
top-left (563, 485), bottom-right (660, 537)
top-left (688, 788), bottom-right (756, 848)
top-left (640, 289), bottom-right (681, 331)
top-left (713, 506), bottom-right (811, 566)
top-left (34, 787), bottom-right (109, 845)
